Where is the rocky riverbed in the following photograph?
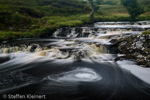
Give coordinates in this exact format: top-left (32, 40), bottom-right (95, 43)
top-left (112, 35), bottom-right (150, 67)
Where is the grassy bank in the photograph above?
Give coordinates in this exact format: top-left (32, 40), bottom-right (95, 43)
top-left (0, 14), bottom-right (92, 41)
top-left (0, 0), bottom-right (92, 41)
top-left (142, 31), bottom-right (150, 35)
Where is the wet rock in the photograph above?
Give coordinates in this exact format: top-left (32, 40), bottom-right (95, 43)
top-left (0, 55), bottom-right (10, 63)
top-left (30, 44), bottom-right (38, 52)
top-left (116, 35), bottom-right (150, 67)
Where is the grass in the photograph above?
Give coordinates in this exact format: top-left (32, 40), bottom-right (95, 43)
top-left (32, 14), bottom-right (92, 37)
top-left (0, 0), bottom-right (91, 28)
top-left (0, 0), bottom-right (92, 41)
top-left (0, 14), bottom-right (91, 41)
top-left (99, 0), bottom-right (150, 21)
top-left (100, 4), bottom-right (128, 15)
top-left (142, 31), bottom-right (150, 35)
top-left (0, 31), bottom-right (33, 41)
top-left (94, 5), bottom-right (130, 22)
top-left (0, 0), bottom-right (150, 41)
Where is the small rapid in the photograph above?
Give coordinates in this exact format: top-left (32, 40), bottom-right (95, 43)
top-left (0, 21), bottom-right (150, 100)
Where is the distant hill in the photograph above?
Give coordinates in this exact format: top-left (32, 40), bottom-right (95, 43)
top-left (0, 0), bottom-right (149, 41)
top-left (101, 0), bottom-right (150, 16)
top-left (103, 0), bottom-right (150, 9)
top-left (0, 0), bottom-right (91, 31)
top-left (138, 0), bottom-right (150, 11)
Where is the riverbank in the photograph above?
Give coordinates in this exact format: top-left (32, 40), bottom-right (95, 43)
top-left (1, 15), bottom-right (150, 42)
top-left (0, 14), bottom-right (93, 42)
top-left (112, 34), bottom-right (150, 67)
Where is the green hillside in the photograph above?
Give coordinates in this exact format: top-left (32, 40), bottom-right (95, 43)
top-left (99, 0), bottom-right (150, 21)
top-left (0, 0), bottom-right (92, 41)
top-left (0, 0), bottom-right (150, 41)
top-left (101, 0), bottom-right (150, 13)
top-left (0, 0), bottom-right (91, 30)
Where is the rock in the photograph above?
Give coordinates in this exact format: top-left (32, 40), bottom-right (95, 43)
top-left (30, 44), bottom-right (38, 52)
top-left (114, 35), bottom-right (150, 67)
top-left (0, 55), bottom-right (10, 63)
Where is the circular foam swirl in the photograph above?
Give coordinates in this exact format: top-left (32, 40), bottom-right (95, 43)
top-left (47, 68), bottom-right (102, 82)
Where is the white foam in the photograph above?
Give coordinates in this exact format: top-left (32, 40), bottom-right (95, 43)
top-left (48, 68), bottom-right (102, 82)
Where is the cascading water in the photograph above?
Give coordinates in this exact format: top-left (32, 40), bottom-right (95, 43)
top-left (0, 21), bottom-right (150, 100)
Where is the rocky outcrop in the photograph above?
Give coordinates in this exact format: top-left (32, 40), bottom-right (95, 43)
top-left (115, 35), bottom-right (150, 67)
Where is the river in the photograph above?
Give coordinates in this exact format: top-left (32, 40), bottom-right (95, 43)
top-left (0, 21), bottom-right (150, 100)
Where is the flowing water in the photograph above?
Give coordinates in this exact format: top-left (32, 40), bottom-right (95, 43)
top-left (0, 21), bottom-right (150, 100)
